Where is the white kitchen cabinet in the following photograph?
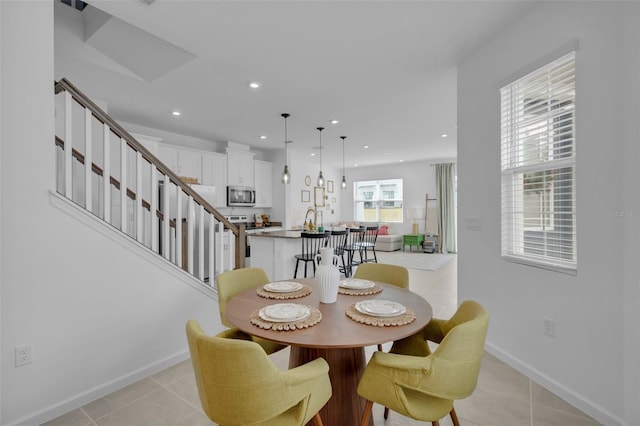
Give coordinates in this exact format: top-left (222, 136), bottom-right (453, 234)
top-left (178, 150), bottom-right (202, 183)
top-left (253, 160), bottom-right (273, 208)
top-left (157, 145), bottom-right (180, 175)
top-left (156, 145), bottom-right (202, 183)
top-left (201, 152), bottom-right (228, 207)
top-left (157, 145), bottom-right (179, 175)
top-left (226, 148), bottom-right (255, 186)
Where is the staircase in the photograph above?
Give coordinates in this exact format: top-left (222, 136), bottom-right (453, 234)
top-left (53, 78), bottom-right (245, 288)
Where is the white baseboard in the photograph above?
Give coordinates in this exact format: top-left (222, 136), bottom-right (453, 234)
top-left (9, 351), bottom-right (190, 426)
top-left (485, 342), bottom-right (622, 426)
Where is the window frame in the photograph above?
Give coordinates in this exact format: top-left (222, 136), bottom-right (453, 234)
top-left (353, 179), bottom-right (403, 223)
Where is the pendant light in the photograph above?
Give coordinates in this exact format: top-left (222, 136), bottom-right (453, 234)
top-left (281, 113), bottom-right (290, 184)
top-left (340, 136), bottom-right (347, 189)
top-left (316, 127), bottom-right (325, 188)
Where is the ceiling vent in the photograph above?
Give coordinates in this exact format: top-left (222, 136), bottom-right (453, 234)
top-left (139, 0), bottom-right (157, 5)
top-left (60, 0), bottom-right (87, 11)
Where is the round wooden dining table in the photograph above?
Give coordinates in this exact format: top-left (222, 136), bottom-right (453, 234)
top-left (225, 277), bottom-right (433, 426)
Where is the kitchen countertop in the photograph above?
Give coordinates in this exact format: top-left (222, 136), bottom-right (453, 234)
top-left (249, 230), bottom-right (332, 238)
top-left (248, 230), bottom-right (303, 239)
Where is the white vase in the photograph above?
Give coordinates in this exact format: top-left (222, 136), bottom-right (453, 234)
top-left (315, 247), bottom-right (340, 304)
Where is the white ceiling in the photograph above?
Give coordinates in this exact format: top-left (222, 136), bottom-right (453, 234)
top-left (55, 0), bottom-right (536, 168)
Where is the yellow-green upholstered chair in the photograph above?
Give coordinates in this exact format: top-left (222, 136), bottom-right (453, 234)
top-left (357, 300), bottom-right (489, 426)
top-left (354, 263), bottom-right (409, 350)
top-left (216, 267), bottom-right (287, 354)
top-left (186, 320), bottom-right (331, 426)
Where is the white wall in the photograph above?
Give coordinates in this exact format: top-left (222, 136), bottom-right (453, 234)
top-left (342, 159), bottom-right (448, 235)
top-left (271, 147), bottom-right (342, 230)
top-left (0, 2), bottom-right (4, 422)
top-left (620, 4), bottom-right (640, 425)
top-left (1, 3), bottom-right (222, 425)
top-left (457, 2), bottom-right (639, 425)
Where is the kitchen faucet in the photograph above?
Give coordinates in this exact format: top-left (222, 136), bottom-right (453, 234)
top-left (304, 207), bottom-right (317, 231)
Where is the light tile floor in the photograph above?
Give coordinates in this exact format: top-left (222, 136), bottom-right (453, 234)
top-left (43, 255), bottom-right (601, 426)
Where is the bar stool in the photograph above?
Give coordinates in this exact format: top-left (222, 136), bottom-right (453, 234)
top-left (343, 227), bottom-right (365, 277)
top-left (359, 225), bottom-right (379, 264)
top-left (327, 229), bottom-right (348, 276)
top-left (294, 232), bottom-right (329, 278)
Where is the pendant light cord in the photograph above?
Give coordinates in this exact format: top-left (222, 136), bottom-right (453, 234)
top-left (281, 113), bottom-right (290, 184)
top-left (342, 136), bottom-right (345, 176)
top-left (319, 128), bottom-right (323, 171)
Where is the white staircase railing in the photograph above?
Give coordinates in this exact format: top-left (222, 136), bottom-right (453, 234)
top-left (54, 78), bottom-right (245, 287)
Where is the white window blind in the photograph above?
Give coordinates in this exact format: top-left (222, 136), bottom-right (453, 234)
top-left (500, 52), bottom-right (576, 274)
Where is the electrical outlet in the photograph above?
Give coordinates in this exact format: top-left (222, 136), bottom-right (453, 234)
top-left (15, 344), bottom-right (33, 367)
top-left (543, 317), bottom-right (555, 337)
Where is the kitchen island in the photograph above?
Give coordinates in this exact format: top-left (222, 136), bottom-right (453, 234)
top-left (249, 230), bottom-right (305, 281)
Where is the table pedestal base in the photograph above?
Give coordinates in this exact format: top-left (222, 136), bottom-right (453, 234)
top-left (289, 346), bottom-right (373, 426)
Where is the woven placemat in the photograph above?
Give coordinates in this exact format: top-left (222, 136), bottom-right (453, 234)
top-left (250, 306), bottom-right (322, 331)
top-left (345, 304), bottom-right (416, 327)
top-left (256, 285), bottom-right (312, 300)
top-left (338, 284), bottom-right (383, 296)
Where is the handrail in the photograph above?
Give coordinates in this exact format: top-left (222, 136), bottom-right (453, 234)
top-left (54, 78), bottom-right (245, 268)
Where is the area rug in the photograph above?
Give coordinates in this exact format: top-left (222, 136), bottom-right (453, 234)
top-left (374, 251), bottom-right (454, 271)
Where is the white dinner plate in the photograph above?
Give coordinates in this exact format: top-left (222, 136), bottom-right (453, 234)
top-left (355, 300), bottom-right (406, 317)
top-left (263, 281), bottom-right (304, 293)
top-left (259, 303), bottom-right (311, 322)
top-left (340, 278), bottom-right (375, 289)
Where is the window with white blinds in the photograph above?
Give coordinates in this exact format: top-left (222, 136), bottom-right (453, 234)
top-left (500, 52), bottom-right (576, 274)
top-left (354, 179), bottom-right (403, 222)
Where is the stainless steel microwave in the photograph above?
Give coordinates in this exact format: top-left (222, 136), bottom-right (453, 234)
top-left (227, 186), bottom-right (256, 207)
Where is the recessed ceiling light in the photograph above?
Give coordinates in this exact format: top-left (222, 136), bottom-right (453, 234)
top-left (363, 145), bottom-right (369, 149)
top-left (399, 160), bottom-right (404, 162)
top-left (330, 120), bottom-right (339, 125)
top-left (311, 153), bottom-right (316, 157)
top-left (441, 133), bottom-right (448, 138)
top-left (260, 135), bottom-right (267, 140)
top-left (172, 111), bottom-right (181, 116)
top-left (248, 82), bottom-right (261, 89)
top-left (354, 164), bottom-right (358, 167)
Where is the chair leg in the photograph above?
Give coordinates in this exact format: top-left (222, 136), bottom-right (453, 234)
top-left (377, 343), bottom-right (383, 351)
top-left (432, 421), bottom-right (440, 426)
top-left (347, 251), bottom-right (353, 276)
top-left (383, 406), bottom-right (389, 419)
top-left (360, 400), bottom-right (373, 426)
top-left (450, 406), bottom-right (460, 426)
top-left (313, 412), bottom-right (324, 426)
top-left (294, 259), bottom-right (299, 278)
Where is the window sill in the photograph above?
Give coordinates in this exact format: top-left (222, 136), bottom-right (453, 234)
top-left (502, 254), bottom-right (577, 276)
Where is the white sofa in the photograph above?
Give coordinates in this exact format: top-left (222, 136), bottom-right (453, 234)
top-left (373, 224), bottom-right (402, 252)
top-left (375, 234), bottom-right (402, 252)
top-left (331, 223), bottom-right (403, 252)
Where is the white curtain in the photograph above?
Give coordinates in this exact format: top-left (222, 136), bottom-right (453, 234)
top-left (436, 163), bottom-right (457, 253)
